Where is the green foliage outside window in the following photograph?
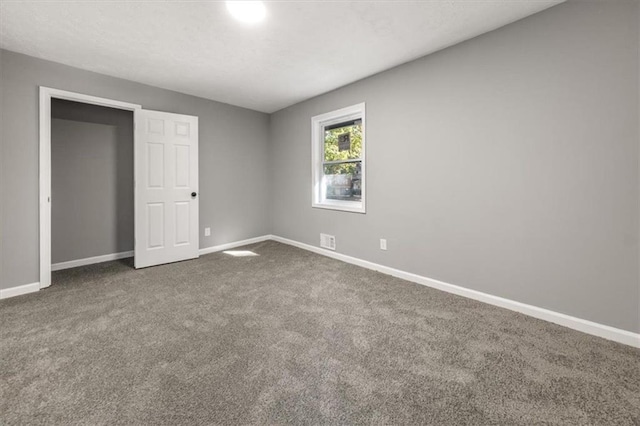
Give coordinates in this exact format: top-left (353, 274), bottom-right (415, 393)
top-left (323, 124), bottom-right (362, 175)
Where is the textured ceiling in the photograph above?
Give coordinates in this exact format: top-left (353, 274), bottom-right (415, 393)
top-left (0, 0), bottom-right (562, 112)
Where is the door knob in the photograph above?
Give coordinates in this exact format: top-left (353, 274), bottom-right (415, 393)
top-left (191, 192), bottom-right (197, 198)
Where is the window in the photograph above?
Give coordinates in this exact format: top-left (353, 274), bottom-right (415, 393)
top-left (312, 103), bottom-right (366, 213)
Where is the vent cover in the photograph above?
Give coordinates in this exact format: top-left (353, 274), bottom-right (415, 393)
top-left (320, 233), bottom-right (336, 250)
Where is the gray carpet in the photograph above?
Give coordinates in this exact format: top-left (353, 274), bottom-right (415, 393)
top-left (1, 241), bottom-right (639, 425)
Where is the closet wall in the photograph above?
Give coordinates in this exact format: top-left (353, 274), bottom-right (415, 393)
top-left (51, 99), bottom-right (134, 264)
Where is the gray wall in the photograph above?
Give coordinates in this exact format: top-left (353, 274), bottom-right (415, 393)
top-left (51, 99), bottom-right (134, 263)
top-left (0, 49), bottom-right (270, 290)
top-left (269, 1), bottom-right (640, 332)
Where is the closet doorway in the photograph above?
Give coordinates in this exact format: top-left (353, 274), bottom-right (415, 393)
top-left (39, 88), bottom-right (200, 289)
top-left (50, 98), bottom-right (135, 274)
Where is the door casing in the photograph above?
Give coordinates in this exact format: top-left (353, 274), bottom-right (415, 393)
top-left (39, 87), bottom-right (141, 288)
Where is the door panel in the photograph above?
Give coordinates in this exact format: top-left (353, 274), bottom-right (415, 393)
top-left (135, 109), bottom-right (198, 268)
top-left (147, 143), bottom-right (164, 188)
top-left (175, 145), bottom-right (190, 188)
top-left (175, 202), bottom-right (190, 245)
top-left (147, 203), bottom-right (165, 249)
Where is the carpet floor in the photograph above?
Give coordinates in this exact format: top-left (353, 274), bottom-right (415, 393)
top-left (1, 241), bottom-right (639, 425)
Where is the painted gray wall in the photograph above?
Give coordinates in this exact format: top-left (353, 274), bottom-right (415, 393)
top-left (0, 49), bottom-right (270, 289)
top-left (51, 99), bottom-right (134, 264)
top-left (269, 1), bottom-right (640, 332)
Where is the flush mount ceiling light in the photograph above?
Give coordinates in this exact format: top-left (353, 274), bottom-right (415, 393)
top-left (226, 1), bottom-right (266, 24)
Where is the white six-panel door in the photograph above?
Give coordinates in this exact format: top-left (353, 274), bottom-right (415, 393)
top-left (135, 109), bottom-right (199, 268)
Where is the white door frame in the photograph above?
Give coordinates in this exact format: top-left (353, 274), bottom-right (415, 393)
top-left (39, 87), bottom-right (142, 289)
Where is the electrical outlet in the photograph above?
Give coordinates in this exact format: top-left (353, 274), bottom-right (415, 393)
top-left (320, 233), bottom-right (336, 250)
top-left (380, 239), bottom-right (387, 250)
top-left (204, 227), bottom-right (211, 237)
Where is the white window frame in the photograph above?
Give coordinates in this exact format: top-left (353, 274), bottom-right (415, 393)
top-left (312, 103), bottom-right (366, 213)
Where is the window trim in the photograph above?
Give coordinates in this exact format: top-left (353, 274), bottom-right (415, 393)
top-left (311, 102), bottom-right (366, 214)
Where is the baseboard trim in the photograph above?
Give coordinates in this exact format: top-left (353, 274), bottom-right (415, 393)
top-left (270, 235), bottom-right (640, 348)
top-left (7, 234), bottom-right (637, 347)
top-left (2, 236), bottom-right (271, 300)
top-left (0, 282), bottom-right (40, 300)
top-left (51, 251), bottom-right (134, 271)
top-left (52, 236), bottom-right (273, 270)
top-left (199, 235), bottom-right (271, 256)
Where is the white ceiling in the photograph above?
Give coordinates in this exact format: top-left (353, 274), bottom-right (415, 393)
top-left (0, 0), bottom-right (562, 113)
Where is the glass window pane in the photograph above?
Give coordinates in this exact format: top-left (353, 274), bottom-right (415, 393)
top-left (324, 121), bottom-right (362, 162)
top-left (323, 162), bottom-right (362, 201)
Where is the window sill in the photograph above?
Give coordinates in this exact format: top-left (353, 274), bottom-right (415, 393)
top-left (312, 200), bottom-right (365, 214)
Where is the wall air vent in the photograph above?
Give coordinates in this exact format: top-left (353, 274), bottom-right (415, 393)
top-left (320, 233), bottom-right (336, 250)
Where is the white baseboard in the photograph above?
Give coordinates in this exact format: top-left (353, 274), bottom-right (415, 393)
top-left (199, 235), bottom-right (271, 256)
top-left (0, 282), bottom-right (40, 300)
top-left (1, 236), bottom-right (270, 301)
top-left (51, 236), bottom-right (272, 271)
top-left (270, 235), bottom-right (640, 348)
top-left (7, 234), bottom-right (637, 347)
top-left (51, 251), bottom-right (134, 271)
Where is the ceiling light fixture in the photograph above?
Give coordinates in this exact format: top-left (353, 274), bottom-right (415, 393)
top-left (226, 1), bottom-right (266, 24)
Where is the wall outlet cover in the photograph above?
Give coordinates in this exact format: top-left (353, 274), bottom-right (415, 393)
top-left (204, 227), bottom-right (211, 237)
top-left (380, 239), bottom-right (387, 250)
